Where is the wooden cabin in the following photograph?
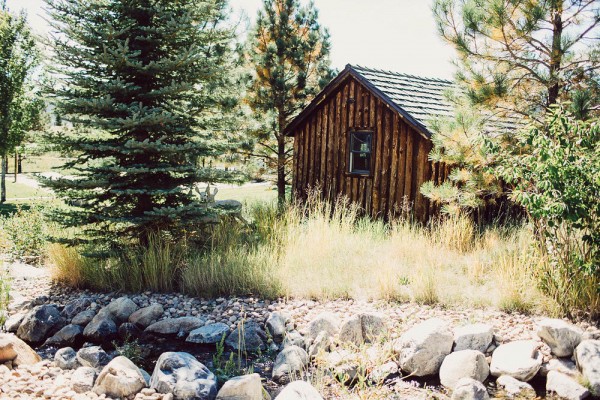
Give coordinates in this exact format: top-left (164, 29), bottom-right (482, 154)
top-left (284, 64), bottom-right (455, 221)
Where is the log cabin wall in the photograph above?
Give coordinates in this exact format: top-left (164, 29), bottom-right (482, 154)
top-left (291, 75), bottom-right (449, 222)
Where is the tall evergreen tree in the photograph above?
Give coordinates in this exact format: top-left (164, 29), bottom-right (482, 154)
top-left (245, 0), bottom-right (334, 206)
top-left (45, 0), bottom-right (240, 246)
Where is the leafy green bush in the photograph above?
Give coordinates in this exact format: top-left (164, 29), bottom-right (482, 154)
top-left (0, 205), bottom-right (48, 262)
top-left (493, 106), bottom-right (599, 318)
top-left (0, 272), bottom-right (10, 326)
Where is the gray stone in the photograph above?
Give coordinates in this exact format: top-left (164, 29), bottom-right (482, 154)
top-left (306, 312), bottom-right (340, 341)
top-left (83, 313), bottom-right (117, 343)
top-left (62, 298), bottom-right (91, 320)
top-left (274, 381), bottom-right (323, 400)
top-left (54, 347), bottom-right (79, 370)
top-left (574, 340), bottom-right (600, 396)
top-left (369, 361), bottom-right (399, 382)
top-left (186, 323), bottom-right (230, 344)
top-left (393, 318), bottom-right (454, 377)
top-left (272, 345), bottom-right (309, 382)
top-left (496, 375), bottom-right (536, 399)
top-left (546, 371), bottom-right (590, 400)
top-left (106, 296), bottom-right (139, 322)
top-left (129, 304), bottom-right (164, 328)
top-left (540, 358), bottom-right (579, 378)
top-left (266, 312), bottom-right (289, 343)
top-left (77, 345), bottom-right (111, 368)
top-left (454, 324), bottom-right (494, 353)
top-left (537, 319), bottom-right (583, 357)
top-left (439, 350), bottom-right (489, 389)
top-left (338, 312), bottom-right (387, 346)
top-left (451, 377), bottom-right (489, 400)
top-left (283, 330), bottom-right (305, 350)
top-left (72, 366), bottom-right (97, 393)
top-left (71, 310), bottom-right (97, 326)
top-left (150, 352), bottom-right (217, 400)
top-left (490, 340), bottom-right (542, 382)
top-left (93, 356), bottom-right (147, 398)
top-left (17, 304), bottom-right (65, 343)
top-left (226, 321), bottom-right (267, 353)
top-left (325, 349), bottom-right (360, 382)
top-left (145, 317), bottom-right (204, 337)
top-left (216, 373), bottom-right (268, 400)
top-left (119, 322), bottom-right (142, 339)
top-left (44, 324), bottom-right (84, 347)
top-left (3, 313), bottom-right (25, 333)
top-left (308, 331), bottom-right (330, 358)
top-left (338, 315), bottom-right (362, 346)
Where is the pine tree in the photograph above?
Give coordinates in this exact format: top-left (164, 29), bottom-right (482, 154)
top-left (44, 0), bottom-right (240, 246)
top-left (245, 0), bottom-right (334, 206)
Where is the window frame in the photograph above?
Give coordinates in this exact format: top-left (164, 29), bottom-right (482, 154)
top-left (348, 130), bottom-right (374, 176)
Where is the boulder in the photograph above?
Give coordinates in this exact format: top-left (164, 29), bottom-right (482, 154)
top-left (216, 373), bottom-right (269, 400)
top-left (272, 345), bottom-right (309, 382)
top-left (274, 380), bottom-right (323, 400)
top-left (546, 370), bottom-right (590, 400)
top-left (537, 319), bottom-right (583, 357)
top-left (106, 296), bottom-right (139, 322)
top-left (44, 324), bottom-right (84, 347)
top-left (496, 375), bottom-right (536, 399)
top-left (369, 361), bottom-right (399, 382)
top-left (360, 312), bottom-right (387, 342)
top-left (451, 377), bottom-right (489, 400)
top-left (16, 304), bottom-right (65, 343)
top-left (62, 297), bottom-right (91, 320)
top-left (454, 324), bottom-right (494, 353)
top-left (338, 315), bottom-right (363, 346)
top-left (439, 350), bottom-right (489, 389)
top-left (3, 312), bottom-right (25, 333)
top-left (119, 322), bottom-right (142, 340)
top-left (540, 358), bottom-right (579, 378)
top-left (308, 331), bottom-right (330, 358)
top-left (83, 313), bottom-right (117, 343)
top-left (306, 312), bottom-right (340, 341)
top-left (150, 352), bottom-right (217, 400)
top-left (0, 333), bottom-right (41, 367)
top-left (129, 304), bottom-right (164, 328)
top-left (393, 318), bottom-right (453, 376)
top-left (54, 347), bottom-right (79, 370)
top-left (71, 310), bottom-right (97, 326)
top-left (226, 321), bottom-right (267, 353)
top-left (71, 366), bottom-right (97, 393)
top-left (490, 340), bottom-right (542, 382)
top-left (77, 346), bottom-right (111, 368)
top-left (266, 312), bottom-right (289, 343)
top-left (187, 323), bottom-right (230, 345)
top-left (145, 317), bottom-right (204, 337)
top-left (93, 356), bottom-right (147, 398)
top-left (283, 330), bottom-right (305, 350)
top-left (574, 340), bottom-right (600, 396)
top-left (325, 349), bottom-right (360, 383)
top-left (338, 313), bottom-right (387, 346)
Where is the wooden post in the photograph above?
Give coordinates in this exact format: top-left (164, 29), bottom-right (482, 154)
top-left (14, 152), bottom-right (17, 183)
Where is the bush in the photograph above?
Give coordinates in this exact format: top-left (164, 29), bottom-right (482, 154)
top-left (0, 205), bottom-right (48, 263)
top-left (0, 271), bottom-right (10, 326)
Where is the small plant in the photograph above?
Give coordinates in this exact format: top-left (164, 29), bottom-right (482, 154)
top-left (113, 336), bottom-right (143, 364)
top-left (0, 205), bottom-right (48, 263)
top-left (211, 333), bottom-right (252, 385)
top-left (0, 270), bottom-right (10, 326)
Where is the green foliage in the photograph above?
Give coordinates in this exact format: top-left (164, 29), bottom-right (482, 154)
top-left (211, 330), bottom-right (253, 385)
top-left (113, 336), bottom-right (143, 365)
top-left (0, 205), bottom-right (48, 262)
top-left (43, 0), bottom-right (242, 246)
top-left (0, 271), bottom-right (9, 326)
top-left (492, 106), bottom-right (600, 317)
top-left (244, 0), bottom-right (334, 204)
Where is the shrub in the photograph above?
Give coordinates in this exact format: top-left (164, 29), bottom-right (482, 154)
top-left (0, 205), bottom-right (48, 263)
top-left (0, 271), bottom-right (10, 326)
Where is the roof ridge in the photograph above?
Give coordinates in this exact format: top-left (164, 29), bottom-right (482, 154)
top-left (350, 64), bottom-right (454, 85)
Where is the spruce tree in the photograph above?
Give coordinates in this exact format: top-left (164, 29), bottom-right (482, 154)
top-left (245, 0), bottom-right (334, 206)
top-left (44, 0), bottom-right (240, 246)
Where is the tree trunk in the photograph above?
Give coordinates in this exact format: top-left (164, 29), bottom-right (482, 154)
top-left (548, 3), bottom-right (563, 107)
top-left (276, 110), bottom-right (287, 209)
top-left (14, 152), bottom-right (17, 183)
top-left (1, 154), bottom-right (7, 203)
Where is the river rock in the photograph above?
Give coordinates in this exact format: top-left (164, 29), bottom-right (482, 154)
top-left (454, 323), bottom-right (494, 353)
top-left (393, 318), bottom-right (453, 376)
top-left (439, 350), bottom-right (489, 389)
top-left (129, 304), bottom-right (164, 328)
top-left (306, 312), bottom-right (340, 341)
top-left (537, 319), bottom-right (582, 357)
top-left (77, 346), bottom-right (111, 368)
top-left (216, 373), bottom-right (268, 400)
top-left (272, 345), bottom-right (309, 382)
top-left (540, 358), bottom-right (579, 378)
top-left (62, 297), bottom-right (91, 320)
top-left (71, 309), bottom-right (97, 326)
top-left (495, 375), bottom-right (536, 399)
top-left (0, 333), bottom-right (41, 367)
top-left (145, 317), bottom-right (204, 337)
top-left (106, 296), bottom-right (139, 322)
top-left (187, 323), bottom-right (230, 344)
top-left (490, 340), bottom-right (542, 382)
top-left (451, 377), bottom-right (489, 400)
top-left (72, 366), bottom-right (97, 393)
top-left (3, 312), bottom-right (25, 332)
top-left (574, 340), bottom-right (600, 396)
top-left (274, 380), bottom-right (323, 400)
top-left (54, 347), bottom-right (79, 370)
top-left (17, 304), bottom-right (65, 343)
top-left (83, 312), bottom-right (117, 343)
top-left (226, 321), bottom-right (267, 353)
top-left (93, 356), bottom-right (147, 398)
top-left (266, 312), bottom-right (289, 343)
top-left (283, 330), bottom-right (305, 349)
top-left (150, 352), bottom-right (218, 400)
top-left (308, 330), bottom-right (331, 358)
top-left (44, 324), bottom-right (84, 347)
top-left (546, 370), bottom-right (590, 400)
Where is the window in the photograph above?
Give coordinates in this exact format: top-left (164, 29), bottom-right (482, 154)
top-left (349, 131), bottom-right (372, 174)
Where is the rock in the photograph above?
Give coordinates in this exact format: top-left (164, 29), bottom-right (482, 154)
top-left (17, 304), bottom-right (65, 343)
top-left (360, 312), bottom-right (387, 342)
top-left (106, 296), bottom-right (139, 322)
top-left (62, 298), bottom-right (91, 320)
top-left (83, 313), bottom-right (117, 343)
top-left (266, 312), bottom-right (289, 343)
top-left (55, 347), bottom-right (80, 370)
top-left (540, 358), bottom-right (579, 378)
top-left (393, 318), bottom-right (453, 376)
top-left (44, 324), bottom-right (84, 347)
top-left (546, 371), bottom-right (590, 400)
top-left (119, 322), bottom-right (142, 339)
top-left (574, 340), bottom-right (600, 396)
top-left (490, 340), bottom-right (542, 382)
top-left (338, 313), bottom-right (387, 346)
top-left (77, 346), bottom-right (111, 368)
top-left (186, 323), bottom-right (230, 344)
top-left (216, 373), bottom-right (269, 400)
top-left (451, 377), bottom-right (489, 400)
top-left (369, 361), bottom-right (399, 382)
top-left (454, 324), bottom-right (494, 353)
top-left (537, 319), bottom-right (583, 357)
top-left (274, 380), bottom-right (323, 400)
top-left (72, 366), bottom-right (97, 393)
top-left (71, 310), bottom-right (97, 326)
top-left (129, 304), bottom-right (164, 328)
top-left (3, 312), bottom-right (25, 332)
top-left (439, 350), bottom-right (489, 389)
top-left (145, 317), bottom-right (204, 337)
top-left (93, 356), bottom-right (147, 398)
top-left (338, 315), bottom-right (362, 345)
top-left (306, 312), bottom-right (340, 341)
top-left (308, 331), bottom-right (330, 358)
top-left (272, 345), bottom-right (309, 382)
top-left (0, 333), bottom-right (41, 367)
top-left (283, 330), bottom-right (305, 349)
top-left (496, 375), bottom-right (536, 399)
top-left (226, 321), bottom-right (267, 353)
top-left (150, 352), bottom-right (218, 400)
top-left (325, 349), bottom-right (360, 382)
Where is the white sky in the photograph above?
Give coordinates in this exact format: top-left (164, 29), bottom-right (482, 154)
top-left (6, 0), bottom-right (457, 79)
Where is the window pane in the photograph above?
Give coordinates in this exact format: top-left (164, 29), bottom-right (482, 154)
top-left (351, 152), bottom-right (371, 173)
top-left (351, 132), bottom-right (372, 152)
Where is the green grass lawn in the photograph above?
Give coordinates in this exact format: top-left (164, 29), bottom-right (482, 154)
top-left (217, 184), bottom-right (277, 204)
top-left (4, 180), bottom-right (51, 200)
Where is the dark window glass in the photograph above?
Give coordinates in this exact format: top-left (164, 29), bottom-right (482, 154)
top-left (349, 131), bottom-right (372, 174)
